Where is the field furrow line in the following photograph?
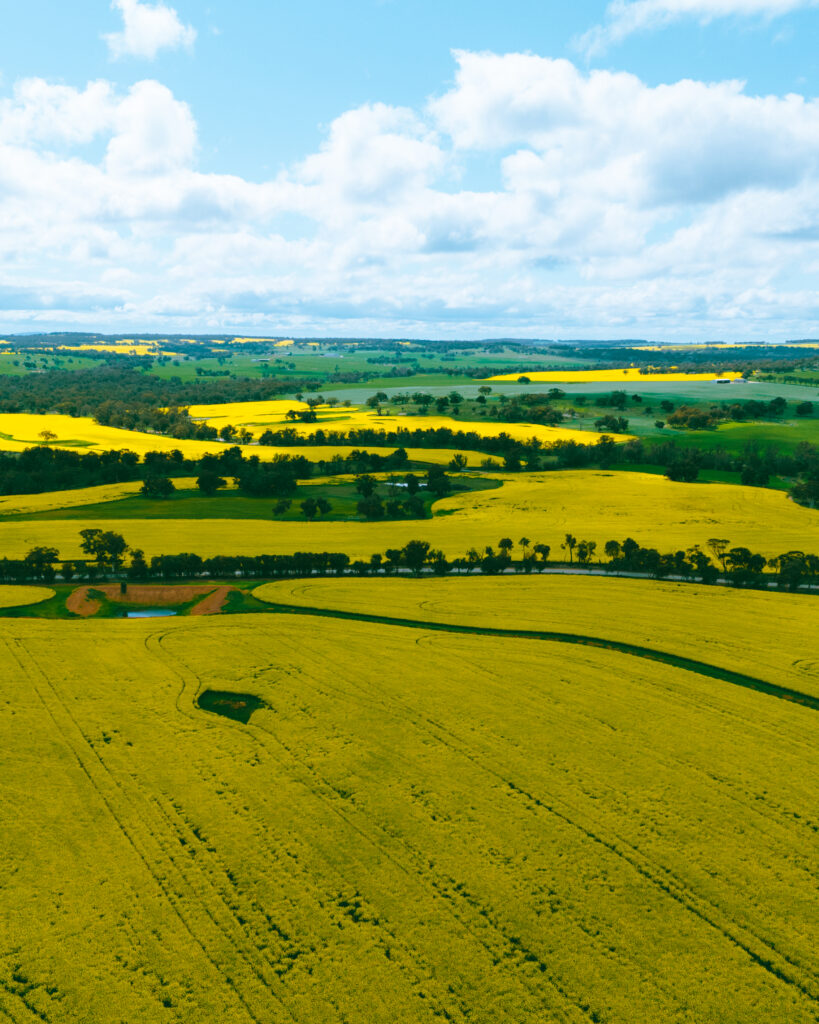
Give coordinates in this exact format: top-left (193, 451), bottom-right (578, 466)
top-left (145, 631), bottom-right (478, 1023)
top-left (415, 637), bottom-right (819, 994)
top-left (268, 610), bottom-right (819, 1000)
top-left (1, 638), bottom-right (283, 1024)
top-left (154, 630), bottom-right (601, 1024)
top-left (245, 622), bottom-right (819, 999)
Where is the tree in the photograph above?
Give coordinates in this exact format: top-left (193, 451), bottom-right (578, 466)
top-left (24, 546), bottom-right (59, 582)
top-left (355, 474), bottom-right (377, 498)
top-left (79, 528), bottom-right (128, 573)
top-left (197, 471), bottom-right (226, 496)
top-left (141, 476), bottom-right (175, 498)
top-left (219, 424), bottom-right (237, 442)
top-left (273, 498), bottom-right (292, 515)
top-left (426, 466), bottom-right (451, 497)
top-left (498, 538), bottom-right (514, 557)
top-left (384, 549), bottom-right (403, 573)
top-left (604, 540), bottom-right (621, 561)
top-left (796, 401), bottom-right (814, 417)
top-left (128, 549), bottom-right (149, 579)
top-left (478, 385), bottom-right (492, 397)
top-left (707, 538), bottom-right (730, 572)
top-left (301, 498), bottom-right (319, 521)
top-left (101, 531), bottom-right (129, 572)
top-left (404, 473), bottom-right (420, 495)
top-left (328, 553), bottom-right (350, 575)
top-left (316, 498), bottom-right (332, 517)
top-left (562, 533), bottom-right (577, 563)
top-left (38, 430), bottom-right (57, 445)
top-left (357, 496), bottom-right (385, 520)
top-left (79, 528), bottom-right (105, 569)
top-left (774, 551), bottom-right (808, 590)
top-left (448, 453), bottom-right (468, 471)
top-left (519, 537), bottom-right (530, 558)
top-left (466, 547), bottom-right (481, 572)
top-left (430, 549), bottom-right (449, 575)
top-left (533, 543), bottom-right (550, 565)
top-left (402, 540), bottom-right (431, 574)
top-left (577, 540), bottom-right (597, 565)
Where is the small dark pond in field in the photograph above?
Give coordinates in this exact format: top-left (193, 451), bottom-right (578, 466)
top-left (197, 689), bottom-right (266, 724)
top-left (122, 608), bottom-right (178, 618)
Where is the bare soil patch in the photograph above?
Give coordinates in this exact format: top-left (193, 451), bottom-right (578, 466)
top-left (190, 585), bottom-right (235, 616)
top-left (67, 583), bottom-right (229, 617)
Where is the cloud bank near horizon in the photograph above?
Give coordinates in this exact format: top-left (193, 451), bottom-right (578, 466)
top-left (1, 50), bottom-right (818, 339)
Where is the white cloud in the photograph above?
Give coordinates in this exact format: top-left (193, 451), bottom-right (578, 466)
top-left (578, 0), bottom-right (819, 56)
top-left (1, 54), bottom-right (819, 338)
top-left (104, 0), bottom-right (196, 61)
top-left (105, 81), bottom-right (197, 175)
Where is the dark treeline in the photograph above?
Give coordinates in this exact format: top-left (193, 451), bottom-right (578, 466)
top-left (0, 444), bottom-right (418, 498)
top-left (563, 343), bottom-right (819, 375)
top-left (5, 534), bottom-right (818, 594)
top-left (0, 367), bottom-right (316, 416)
top-left (250, 422), bottom-right (819, 499)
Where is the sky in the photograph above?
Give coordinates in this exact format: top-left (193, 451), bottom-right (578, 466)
top-left (1, 0), bottom-right (818, 340)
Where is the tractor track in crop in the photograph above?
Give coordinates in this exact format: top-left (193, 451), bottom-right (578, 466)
top-left (159, 619), bottom-right (819, 1014)
top-left (1, 636), bottom-right (294, 1024)
top-left (237, 608), bottom-right (819, 1005)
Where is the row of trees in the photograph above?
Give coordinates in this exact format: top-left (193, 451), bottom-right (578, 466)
top-left (5, 530), bottom-right (818, 593)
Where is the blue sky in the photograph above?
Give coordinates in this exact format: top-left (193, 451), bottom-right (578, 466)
top-left (1, 0), bottom-right (818, 338)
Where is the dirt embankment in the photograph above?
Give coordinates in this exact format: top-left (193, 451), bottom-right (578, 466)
top-left (66, 584), bottom-right (235, 618)
top-left (189, 586), bottom-right (234, 615)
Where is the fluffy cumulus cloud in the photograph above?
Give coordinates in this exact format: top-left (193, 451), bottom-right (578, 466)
top-left (105, 0), bottom-right (196, 61)
top-left (579, 0), bottom-right (819, 55)
top-left (2, 50), bottom-right (819, 337)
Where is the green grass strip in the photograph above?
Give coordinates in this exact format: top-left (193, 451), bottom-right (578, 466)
top-left (268, 602), bottom-right (819, 711)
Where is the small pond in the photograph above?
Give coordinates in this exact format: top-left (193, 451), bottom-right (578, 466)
top-left (122, 608), bottom-right (178, 619)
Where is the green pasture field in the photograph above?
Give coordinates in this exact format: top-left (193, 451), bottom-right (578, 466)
top-left (0, 352), bottom-right (100, 375)
top-left (3, 475), bottom-right (499, 523)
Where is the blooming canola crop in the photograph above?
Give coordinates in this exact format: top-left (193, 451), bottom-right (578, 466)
top-left (2, 470), bottom-right (817, 561)
top-left (0, 412), bottom-right (483, 466)
top-left (2, 612), bottom-right (819, 1022)
top-left (186, 400), bottom-right (616, 445)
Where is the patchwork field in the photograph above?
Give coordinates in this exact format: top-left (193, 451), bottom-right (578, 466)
top-left (186, 399), bottom-right (609, 445)
top-left (2, 470), bottom-right (817, 561)
top-left (0, 412), bottom-right (482, 466)
top-left (1, 611), bottom-right (818, 1023)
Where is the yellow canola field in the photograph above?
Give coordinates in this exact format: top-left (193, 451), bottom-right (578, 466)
top-left (634, 343), bottom-right (819, 351)
top-left (484, 368), bottom-right (743, 383)
top-left (0, 479), bottom-right (205, 517)
top-left (256, 575), bottom-right (819, 698)
top-left (54, 341), bottom-right (172, 356)
top-left (0, 412), bottom-right (481, 467)
top-left (2, 614), bottom-right (819, 1022)
top-left (3, 470), bottom-right (817, 561)
top-left (186, 399), bottom-right (612, 446)
top-left (0, 585), bottom-right (54, 608)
